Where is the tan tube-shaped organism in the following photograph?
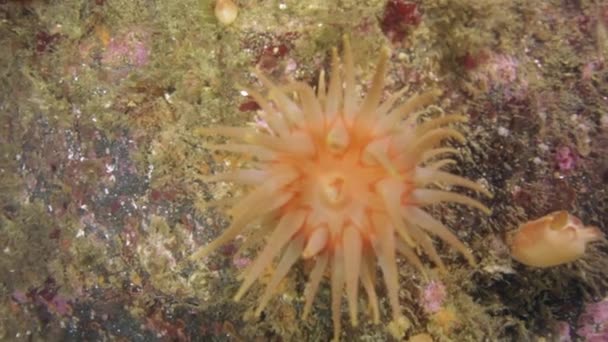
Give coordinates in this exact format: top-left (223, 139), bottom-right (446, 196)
top-left (510, 211), bottom-right (604, 267)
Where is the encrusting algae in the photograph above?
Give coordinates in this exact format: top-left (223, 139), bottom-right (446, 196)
top-left (192, 37), bottom-right (492, 340)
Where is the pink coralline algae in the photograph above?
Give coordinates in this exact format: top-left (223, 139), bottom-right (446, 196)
top-left (467, 52), bottom-right (530, 103)
top-left (577, 298), bottom-right (608, 341)
top-left (102, 30), bottom-right (150, 70)
top-left (421, 281), bottom-right (447, 314)
top-left (555, 146), bottom-right (577, 172)
top-left (553, 320), bottom-right (572, 342)
top-left (12, 278), bottom-right (73, 317)
top-left (232, 255), bottom-right (251, 269)
top-left (486, 54), bottom-right (519, 84)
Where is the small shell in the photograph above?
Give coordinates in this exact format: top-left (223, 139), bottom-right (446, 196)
top-left (215, 0), bottom-right (238, 25)
top-left (509, 211), bottom-right (604, 267)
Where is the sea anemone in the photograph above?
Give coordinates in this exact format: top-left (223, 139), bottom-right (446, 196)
top-left (193, 37), bottom-right (491, 340)
top-left (509, 210), bottom-right (604, 268)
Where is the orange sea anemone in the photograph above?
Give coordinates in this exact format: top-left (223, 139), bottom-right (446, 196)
top-left (193, 37), bottom-right (492, 340)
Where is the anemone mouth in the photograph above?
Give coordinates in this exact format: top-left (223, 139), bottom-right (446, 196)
top-left (320, 174), bottom-right (347, 206)
top-left (193, 36), bottom-right (492, 341)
